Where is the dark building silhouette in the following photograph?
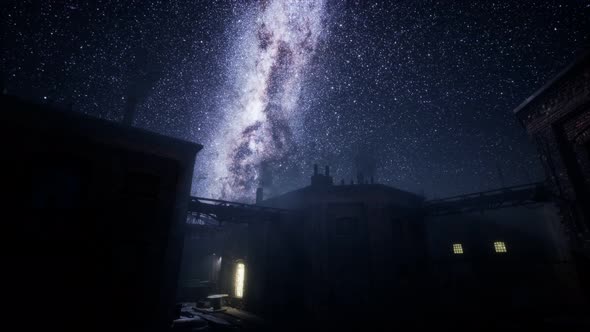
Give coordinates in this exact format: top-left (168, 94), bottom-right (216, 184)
top-left (257, 168), bottom-right (425, 328)
top-left (178, 162), bottom-right (588, 330)
top-left (515, 51), bottom-right (590, 299)
top-left (2, 95), bottom-right (202, 332)
top-left (425, 206), bottom-right (586, 327)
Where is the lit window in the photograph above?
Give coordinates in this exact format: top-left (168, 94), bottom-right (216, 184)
top-left (494, 241), bottom-right (507, 253)
top-left (452, 243), bottom-right (464, 254)
top-left (234, 262), bottom-right (245, 298)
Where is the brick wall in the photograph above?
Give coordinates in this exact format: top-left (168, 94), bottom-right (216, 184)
top-left (516, 54), bottom-right (590, 251)
top-left (519, 65), bottom-right (590, 135)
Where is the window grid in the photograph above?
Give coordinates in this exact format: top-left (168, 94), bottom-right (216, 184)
top-left (494, 241), bottom-right (507, 253)
top-left (452, 243), bottom-right (464, 254)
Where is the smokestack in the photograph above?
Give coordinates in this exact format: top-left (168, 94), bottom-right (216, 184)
top-left (325, 165), bottom-right (330, 176)
top-left (496, 163), bottom-right (506, 188)
top-left (256, 187), bottom-right (263, 204)
top-left (122, 95), bottom-right (138, 126)
top-left (314, 164), bottom-right (318, 175)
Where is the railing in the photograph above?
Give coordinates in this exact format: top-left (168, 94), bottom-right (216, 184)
top-left (424, 182), bottom-right (550, 216)
top-left (187, 182), bottom-right (551, 222)
top-left (187, 196), bottom-right (293, 224)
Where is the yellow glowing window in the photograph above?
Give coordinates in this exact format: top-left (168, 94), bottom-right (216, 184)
top-left (452, 243), bottom-right (464, 254)
top-left (234, 262), bottom-right (245, 298)
top-left (494, 241), bottom-right (507, 253)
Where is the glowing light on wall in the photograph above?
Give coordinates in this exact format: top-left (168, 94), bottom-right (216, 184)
top-left (494, 241), bottom-right (507, 253)
top-left (235, 262), bottom-right (245, 298)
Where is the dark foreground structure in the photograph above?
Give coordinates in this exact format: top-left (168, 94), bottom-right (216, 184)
top-left (515, 51), bottom-right (590, 300)
top-left (2, 95), bottom-right (201, 331)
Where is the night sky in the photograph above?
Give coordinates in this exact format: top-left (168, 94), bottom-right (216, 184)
top-left (2, 0), bottom-right (589, 202)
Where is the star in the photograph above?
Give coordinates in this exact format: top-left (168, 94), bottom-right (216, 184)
top-left (2, 0), bottom-right (588, 201)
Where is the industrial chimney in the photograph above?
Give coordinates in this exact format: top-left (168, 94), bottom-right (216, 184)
top-left (256, 187), bottom-right (264, 204)
top-left (311, 164), bottom-right (333, 187)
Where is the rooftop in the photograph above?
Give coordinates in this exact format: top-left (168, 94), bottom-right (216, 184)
top-left (1, 94), bottom-right (203, 160)
top-left (513, 50), bottom-right (590, 115)
top-left (260, 167), bottom-right (423, 210)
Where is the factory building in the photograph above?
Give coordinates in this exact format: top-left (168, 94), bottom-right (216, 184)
top-left (2, 95), bottom-right (202, 331)
top-left (256, 166), bottom-right (426, 325)
top-left (230, 167), bottom-right (584, 329)
top-left (425, 205), bottom-right (583, 325)
top-left (180, 165), bottom-right (586, 330)
top-left (514, 51), bottom-right (590, 300)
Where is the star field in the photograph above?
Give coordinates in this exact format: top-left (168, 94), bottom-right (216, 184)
top-left (2, 0), bottom-right (589, 201)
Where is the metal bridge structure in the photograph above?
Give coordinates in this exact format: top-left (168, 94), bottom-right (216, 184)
top-left (186, 196), bottom-right (293, 227)
top-left (186, 182), bottom-right (552, 228)
top-left (423, 182), bottom-right (551, 216)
